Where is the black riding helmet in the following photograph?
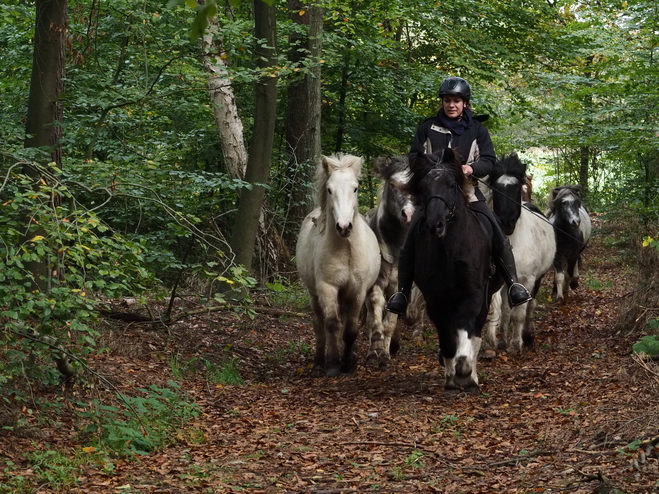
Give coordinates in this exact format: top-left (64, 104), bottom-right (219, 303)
top-left (439, 77), bottom-right (471, 101)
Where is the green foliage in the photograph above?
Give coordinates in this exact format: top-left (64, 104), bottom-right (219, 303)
top-left (78, 381), bottom-right (200, 456)
top-left (643, 236), bottom-right (659, 252)
top-left (167, 354), bottom-right (244, 385)
top-left (264, 278), bottom-right (309, 311)
top-left (0, 160), bottom-right (155, 387)
top-left (205, 357), bottom-right (244, 385)
top-left (633, 334), bottom-right (659, 357)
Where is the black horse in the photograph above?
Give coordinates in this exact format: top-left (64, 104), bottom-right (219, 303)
top-left (396, 149), bottom-right (504, 393)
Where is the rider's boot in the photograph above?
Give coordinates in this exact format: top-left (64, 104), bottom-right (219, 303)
top-left (498, 241), bottom-right (533, 308)
top-left (386, 247), bottom-right (414, 315)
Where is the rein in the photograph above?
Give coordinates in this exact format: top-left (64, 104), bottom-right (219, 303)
top-left (473, 176), bottom-right (588, 247)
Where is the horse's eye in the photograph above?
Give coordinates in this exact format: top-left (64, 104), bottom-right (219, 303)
top-left (354, 187), bottom-right (358, 193)
top-left (327, 188), bottom-right (332, 195)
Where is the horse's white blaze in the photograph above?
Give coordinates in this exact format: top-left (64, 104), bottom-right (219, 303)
top-left (401, 197), bottom-right (414, 225)
top-left (495, 175), bottom-right (519, 187)
top-left (327, 169), bottom-right (359, 232)
top-left (561, 197), bottom-right (581, 226)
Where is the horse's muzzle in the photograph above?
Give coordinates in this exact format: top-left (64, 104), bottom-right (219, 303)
top-left (336, 222), bottom-right (353, 237)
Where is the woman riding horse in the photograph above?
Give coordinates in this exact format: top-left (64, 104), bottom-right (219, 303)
top-left (386, 77), bottom-right (532, 314)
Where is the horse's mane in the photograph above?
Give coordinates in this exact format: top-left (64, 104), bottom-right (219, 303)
top-left (491, 153), bottom-right (527, 182)
top-left (547, 185), bottom-right (584, 215)
top-left (404, 149), bottom-right (466, 204)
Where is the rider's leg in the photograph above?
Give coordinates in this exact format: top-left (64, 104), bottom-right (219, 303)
top-left (385, 214), bottom-right (421, 315)
top-left (469, 201), bottom-right (532, 307)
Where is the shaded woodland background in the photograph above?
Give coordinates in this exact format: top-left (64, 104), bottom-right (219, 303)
top-left (2, 0), bottom-right (659, 492)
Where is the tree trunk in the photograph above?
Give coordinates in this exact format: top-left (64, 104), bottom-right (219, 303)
top-left (307, 3), bottom-right (323, 170)
top-left (229, 0), bottom-right (278, 272)
top-left (335, 62), bottom-right (350, 153)
top-left (284, 1), bottom-right (323, 236)
top-left (23, 0), bottom-right (68, 292)
top-left (202, 16), bottom-right (248, 180)
top-left (579, 145), bottom-right (589, 198)
top-left (25, 0), bottom-right (68, 169)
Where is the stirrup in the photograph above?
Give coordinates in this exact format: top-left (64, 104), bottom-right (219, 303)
top-left (508, 283), bottom-right (532, 307)
top-left (386, 292), bottom-right (408, 315)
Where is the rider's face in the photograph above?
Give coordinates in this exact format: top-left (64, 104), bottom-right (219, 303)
top-left (442, 96), bottom-right (464, 120)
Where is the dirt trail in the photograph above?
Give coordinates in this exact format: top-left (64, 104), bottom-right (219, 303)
top-left (5, 222), bottom-right (658, 493)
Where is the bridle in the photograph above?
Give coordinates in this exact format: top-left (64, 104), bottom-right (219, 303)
top-left (423, 170), bottom-right (459, 223)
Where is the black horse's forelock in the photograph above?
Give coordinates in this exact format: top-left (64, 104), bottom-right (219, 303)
top-left (492, 152), bottom-right (526, 182)
top-left (405, 149), bottom-right (465, 198)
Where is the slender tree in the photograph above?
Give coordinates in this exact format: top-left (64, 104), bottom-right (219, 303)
top-left (229, 0), bottom-right (278, 271)
top-left (283, 0), bottom-right (323, 234)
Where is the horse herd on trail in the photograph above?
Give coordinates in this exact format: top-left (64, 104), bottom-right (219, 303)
top-left (295, 150), bottom-right (592, 394)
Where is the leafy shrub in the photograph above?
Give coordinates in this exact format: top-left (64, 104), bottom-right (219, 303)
top-left (78, 381), bottom-right (200, 456)
top-left (633, 334), bottom-right (659, 357)
top-left (0, 160), bottom-right (155, 388)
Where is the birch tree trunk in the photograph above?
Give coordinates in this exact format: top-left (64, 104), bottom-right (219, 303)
top-left (202, 17), bottom-right (248, 180)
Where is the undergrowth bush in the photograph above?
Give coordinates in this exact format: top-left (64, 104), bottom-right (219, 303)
top-left (0, 160), bottom-right (154, 390)
top-left (613, 209), bottom-right (659, 349)
top-left (0, 156), bottom-right (251, 462)
top-left (78, 381), bottom-right (201, 456)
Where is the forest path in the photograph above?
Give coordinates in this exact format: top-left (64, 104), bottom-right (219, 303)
top-left (5, 218), bottom-right (658, 494)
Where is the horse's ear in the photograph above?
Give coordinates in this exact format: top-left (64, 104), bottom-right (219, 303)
top-left (551, 187), bottom-right (560, 201)
top-left (373, 156), bottom-right (390, 176)
top-left (443, 147), bottom-right (456, 162)
top-left (322, 155), bottom-right (334, 174)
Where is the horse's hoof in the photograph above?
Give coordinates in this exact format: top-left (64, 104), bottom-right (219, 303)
top-left (341, 356), bottom-right (359, 374)
top-left (325, 366), bottom-right (341, 377)
top-left (464, 384), bottom-right (481, 396)
top-left (570, 279), bottom-right (579, 289)
top-left (522, 333), bottom-right (535, 348)
top-left (496, 340), bottom-right (508, 351)
top-left (378, 355), bottom-right (392, 371)
top-left (389, 339), bottom-right (401, 357)
top-left (311, 365), bottom-right (325, 377)
top-left (365, 351), bottom-right (378, 362)
top-left (481, 349), bottom-right (497, 360)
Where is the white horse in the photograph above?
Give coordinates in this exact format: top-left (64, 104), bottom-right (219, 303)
top-left (296, 154), bottom-right (381, 377)
top-left (546, 185), bottom-right (592, 301)
top-left (483, 154), bottom-right (556, 354)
